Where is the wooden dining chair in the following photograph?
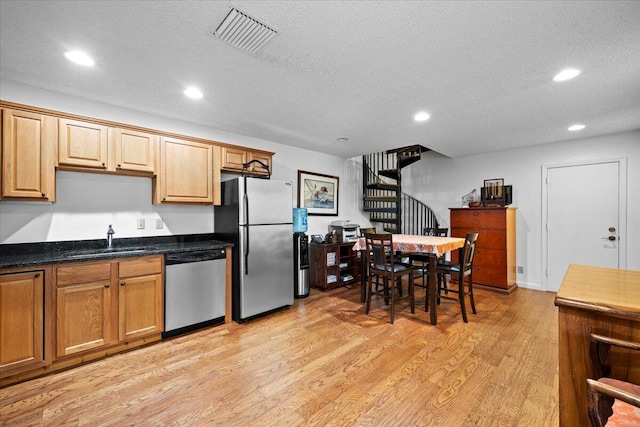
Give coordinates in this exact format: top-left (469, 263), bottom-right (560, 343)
top-left (364, 233), bottom-right (415, 324)
top-left (587, 333), bottom-right (640, 426)
top-left (409, 227), bottom-right (449, 290)
top-left (434, 232), bottom-right (479, 323)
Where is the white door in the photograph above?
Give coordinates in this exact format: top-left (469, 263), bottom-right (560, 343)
top-left (545, 161), bottom-right (623, 292)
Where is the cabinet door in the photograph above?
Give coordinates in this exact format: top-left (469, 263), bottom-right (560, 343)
top-left (221, 146), bottom-right (247, 171)
top-left (1, 109), bottom-right (55, 201)
top-left (248, 151), bottom-right (272, 176)
top-left (58, 118), bottom-right (109, 169)
top-left (56, 280), bottom-right (113, 357)
top-left (0, 271), bottom-right (44, 375)
top-left (156, 137), bottom-right (213, 203)
top-left (113, 128), bottom-right (157, 174)
top-left (118, 273), bottom-right (163, 341)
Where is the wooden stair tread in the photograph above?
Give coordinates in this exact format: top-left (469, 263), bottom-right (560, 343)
top-left (366, 182), bottom-right (399, 191)
top-left (363, 196), bottom-right (398, 202)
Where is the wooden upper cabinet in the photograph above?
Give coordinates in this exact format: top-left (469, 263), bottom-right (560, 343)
top-left (58, 119), bottom-right (158, 176)
top-left (155, 137), bottom-right (214, 204)
top-left (221, 146), bottom-right (273, 176)
top-left (1, 109), bottom-right (56, 201)
top-left (113, 128), bottom-right (157, 174)
top-left (0, 270), bottom-right (45, 376)
top-left (247, 151), bottom-right (272, 176)
top-left (58, 118), bottom-right (109, 169)
top-left (221, 146), bottom-right (247, 171)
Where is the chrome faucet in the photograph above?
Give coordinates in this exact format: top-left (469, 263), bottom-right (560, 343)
top-left (107, 225), bottom-right (115, 248)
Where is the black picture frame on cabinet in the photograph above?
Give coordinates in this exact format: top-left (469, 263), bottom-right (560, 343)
top-left (481, 184), bottom-right (512, 206)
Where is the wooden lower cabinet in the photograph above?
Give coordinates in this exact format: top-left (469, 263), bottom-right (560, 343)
top-left (55, 256), bottom-right (163, 358)
top-left (0, 270), bottom-right (46, 376)
top-left (56, 279), bottom-right (113, 357)
top-left (56, 261), bottom-right (115, 357)
top-left (118, 257), bottom-right (163, 341)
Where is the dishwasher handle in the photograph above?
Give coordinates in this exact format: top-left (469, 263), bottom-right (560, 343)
top-left (165, 249), bottom-right (226, 265)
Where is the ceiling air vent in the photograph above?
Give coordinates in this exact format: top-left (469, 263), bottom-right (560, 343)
top-left (214, 8), bottom-right (278, 54)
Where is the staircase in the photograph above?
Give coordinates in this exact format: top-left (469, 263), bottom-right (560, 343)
top-left (362, 145), bottom-right (439, 234)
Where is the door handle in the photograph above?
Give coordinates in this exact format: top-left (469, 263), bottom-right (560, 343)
top-left (601, 236), bottom-right (616, 241)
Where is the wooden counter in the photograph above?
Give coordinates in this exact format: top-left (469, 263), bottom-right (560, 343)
top-left (554, 264), bottom-right (640, 427)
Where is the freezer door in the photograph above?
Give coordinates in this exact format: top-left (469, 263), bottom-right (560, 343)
top-left (241, 178), bottom-right (293, 225)
top-left (238, 223), bottom-right (294, 319)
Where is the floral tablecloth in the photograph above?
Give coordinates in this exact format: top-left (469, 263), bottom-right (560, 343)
top-left (352, 234), bottom-right (465, 257)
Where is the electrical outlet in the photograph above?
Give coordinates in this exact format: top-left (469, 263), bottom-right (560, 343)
top-left (155, 218), bottom-right (163, 229)
top-left (137, 219), bottom-right (145, 229)
top-left (517, 266), bottom-right (524, 274)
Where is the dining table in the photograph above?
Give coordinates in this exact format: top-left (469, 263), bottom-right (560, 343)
top-left (352, 234), bottom-right (465, 325)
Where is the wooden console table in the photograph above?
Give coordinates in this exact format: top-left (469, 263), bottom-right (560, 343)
top-left (554, 264), bottom-right (640, 427)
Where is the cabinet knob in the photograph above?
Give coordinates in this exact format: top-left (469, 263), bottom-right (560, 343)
top-left (41, 193), bottom-right (46, 198)
top-left (117, 164), bottom-right (121, 169)
top-left (34, 273), bottom-right (40, 278)
top-left (105, 283), bottom-right (110, 288)
top-left (102, 162), bottom-right (106, 168)
top-left (473, 211), bottom-right (479, 217)
top-left (120, 281), bottom-right (126, 286)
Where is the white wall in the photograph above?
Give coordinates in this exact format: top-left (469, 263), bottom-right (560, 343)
top-left (401, 130), bottom-right (640, 290)
top-left (0, 80), bottom-right (370, 243)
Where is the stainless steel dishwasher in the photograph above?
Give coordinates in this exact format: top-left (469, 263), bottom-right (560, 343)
top-left (163, 248), bottom-right (226, 337)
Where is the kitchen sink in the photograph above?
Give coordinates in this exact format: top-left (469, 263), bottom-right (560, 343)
top-left (66, 247), bottom-right (152, 259)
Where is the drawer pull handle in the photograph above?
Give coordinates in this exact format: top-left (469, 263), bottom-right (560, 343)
top-left (473, 212), bottom-right (479, 216)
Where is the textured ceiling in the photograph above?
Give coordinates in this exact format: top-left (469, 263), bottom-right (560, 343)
top-left (1, 1), bottom-right (639, 158)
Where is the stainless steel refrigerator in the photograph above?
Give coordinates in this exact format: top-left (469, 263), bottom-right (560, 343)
top-left (214, 177), bottom-right (294, 322)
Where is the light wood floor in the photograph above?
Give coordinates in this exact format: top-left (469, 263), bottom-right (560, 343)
top-left (1, 284), bottom-right (559, 426)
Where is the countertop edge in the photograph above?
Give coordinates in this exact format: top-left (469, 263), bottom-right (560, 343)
top-left (0, 238), bottom-right (234, 270)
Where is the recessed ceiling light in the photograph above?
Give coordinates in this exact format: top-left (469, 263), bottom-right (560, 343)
top-left (64, 50), bottom-right (94, 66)
top-left (336, 137), bottom-right (349, 142)
top-left (553, 69), bottom-right (581, 82)
top-left (414, 111), bottom-right (430, 122)
top-left (184, 87), bottom-right (203, 99)
top-left (568, 124), bottom-right (586, 131)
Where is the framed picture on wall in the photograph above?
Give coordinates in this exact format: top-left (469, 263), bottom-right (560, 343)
top-left (297, 170), bottom-right (339, 216)
top-left (483, 178), bottom-right (504, 201)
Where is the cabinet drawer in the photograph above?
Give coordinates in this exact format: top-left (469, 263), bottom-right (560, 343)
top-left (451, 228), bottom-right (506, 250)
top-left (473, 248), bottom-right (507, 267)
top-left (472, 265), bottom-right (508, 289)
top-left (119, 256), bottom-right (163, 278)
top-left (450, 208), bottom-right (505, 229)
top-left (56, 261), bottom-right (112, 286)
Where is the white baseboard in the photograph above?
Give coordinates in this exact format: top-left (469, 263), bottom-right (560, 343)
top-left (516, 281), bottom-right (543, 291)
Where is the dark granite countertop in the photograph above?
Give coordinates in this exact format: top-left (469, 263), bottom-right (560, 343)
top-left (0, 233), bottom-right (233, 269)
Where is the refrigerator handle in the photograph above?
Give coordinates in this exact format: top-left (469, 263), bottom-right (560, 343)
top-left (242, 177), bottom-right (249, 225)
top-left (244, 225), bottom-right (249, 275)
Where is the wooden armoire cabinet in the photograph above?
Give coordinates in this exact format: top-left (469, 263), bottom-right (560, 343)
top-left (449, 207), bottom-right (517, 292)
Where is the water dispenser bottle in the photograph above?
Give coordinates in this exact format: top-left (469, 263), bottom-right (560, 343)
top-left (292, 208), bottom-right (308, 233)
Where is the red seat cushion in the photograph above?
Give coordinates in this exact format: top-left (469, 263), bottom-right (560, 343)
top-left (599, 378), bottom-right (640, 426)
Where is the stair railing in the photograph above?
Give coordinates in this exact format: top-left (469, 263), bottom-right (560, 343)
top-left (362, 152), bottom-right (439, 234)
